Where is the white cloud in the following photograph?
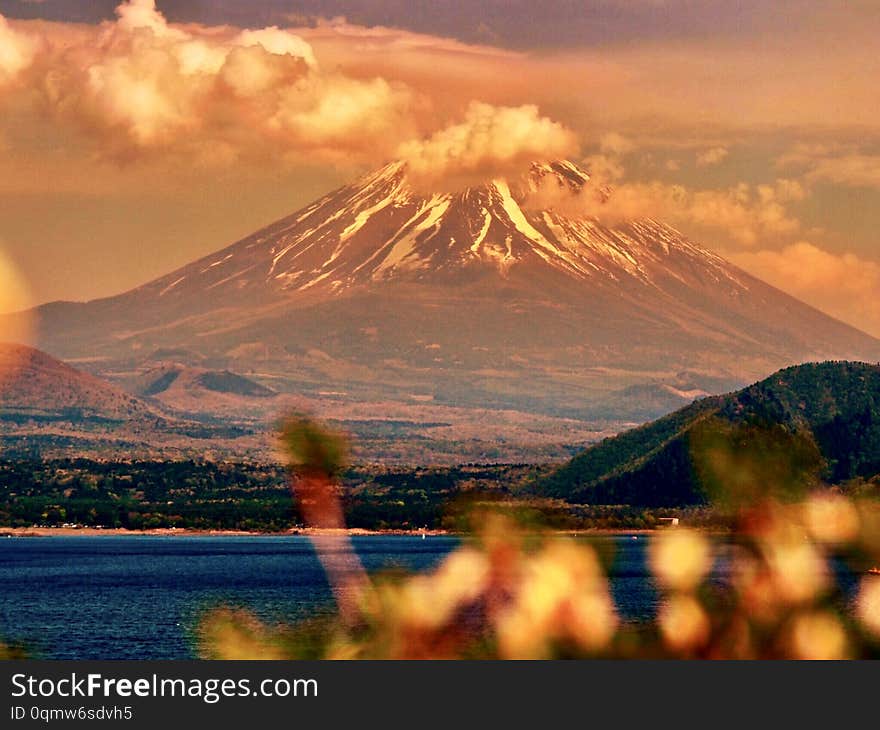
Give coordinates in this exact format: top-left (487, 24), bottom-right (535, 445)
top-left (527, 170), bottom-right (805, 246)
top-left (598, 132), bottom-right (635, 156)
top-left (115, 0), bottom-right (185, 40)
top-left (777, 143), bottom-right (880, 190)
top-left (398, 102), bottom-right (578, 189)
top-left (0, 1), bottom-right (412, 164)
top-left (696, 146), bottom-right (729, 167)
top-left (236, 26), bottom-right (318, 69)
top-left (806, 155), bottom-right (880, 189)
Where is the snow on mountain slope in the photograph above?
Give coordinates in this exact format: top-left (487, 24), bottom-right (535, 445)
top-left (138, 160), bottom-right (747, 301)
top-left (13, 160), bottom-right (880, 420)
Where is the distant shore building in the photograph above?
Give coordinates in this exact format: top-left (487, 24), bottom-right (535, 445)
top-left (657, 517), bottom-right (680, 527)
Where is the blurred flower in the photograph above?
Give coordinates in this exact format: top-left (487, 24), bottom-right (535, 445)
top-left (649, 529), bottom-right (711, 592)
top-left (709, 615), bottom-right (755, 660)
top-left (391, 548), bottom-right (491, 630)
top-left (764, 538), bottom-right (829, 605)
top-left (432, 548), bottom-right (492, 615)
top-left (0, 641), bottom-right (27, 659)
top-left (803, 493), bottom-right (860, 545)
top-left (856, 575), bottom-right (880, 638)
top-left (788, 611), bottom-right (849, 660)
top-left (659, 594), bottom-right (711, 653)
top-left (278, 415), bottom-right (369, 626)
top-left (564, 588), bottom-right (618, 653)
top-left (734, 552), bottom-right (783, 623)
top-left (497, 540), bottom-right (615, 658)
top-left (196, 444), bottom-right (880, 660)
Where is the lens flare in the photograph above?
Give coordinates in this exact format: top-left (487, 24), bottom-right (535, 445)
top-left (0, 247), bottom-right (33, 397)
top-left (0, 246), bottom-right (32, 342)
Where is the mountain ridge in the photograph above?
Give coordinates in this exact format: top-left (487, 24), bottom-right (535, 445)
top-left (536, 360), bottom-right (880, 505)
top-left (0, 343), bottom-right (157, 422)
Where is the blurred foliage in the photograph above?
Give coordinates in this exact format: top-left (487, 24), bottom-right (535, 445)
top-left (0, 641), bottom-right (28, 659)
top-left (198, 501), bottom-right (880, 659)
top-left (197, 414), bottom-right (880, 660)
top-left (279, 414), bottom-right (348, 479)
top-left (691, 418), bottom-right (824, 511)
top-left (0, 458), bottom-right (713, 531)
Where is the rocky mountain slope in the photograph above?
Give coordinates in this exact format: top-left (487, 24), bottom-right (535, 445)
top-left (0, 343), bottom-right (155, 422)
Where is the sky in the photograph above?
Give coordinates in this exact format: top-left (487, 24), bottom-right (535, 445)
top-left (0, 0), bottom-right (879, 336)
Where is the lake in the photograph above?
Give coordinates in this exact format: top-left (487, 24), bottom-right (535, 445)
top-left (0, 534), bottom-right (854, 659)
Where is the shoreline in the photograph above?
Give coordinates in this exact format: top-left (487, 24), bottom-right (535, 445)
top-left (0, 526), bottom-right (450, 538)
top-left (0, 526), bottom-right (664, 538)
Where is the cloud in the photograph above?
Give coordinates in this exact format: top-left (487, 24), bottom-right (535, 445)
top-left (598, 132), bottom-right (635, 156)
top-left (776, 144), bottom-right (880, 190)
top-left (729, 242), bottom-right (880, 338)
top-left (5, 0), bottom-right (880, 177)
top-left (237, 27), bottom-right (318, 69)
top-left (0, 1), bottom-right (419, 165)
top-left (0, 3), bottom-right (572, 174)
top-left (397, 102), bottom-right (578, 189)
top-left (526, 146), bottom-right (805, 246)
top-left (0, 14), bottom-right (38, 84)
top-left (272, 75), bottom-right (415, 160)
top-left (4, 1), bottom-right (878, 181)
top-left (115, 0), bottom-right (185, 40)
top-left (805, 155), bottom-right (880, 189)
top-left (696, 147), bottom-right (729, 167)
top-left (294, 9), bottom-right (880, 140)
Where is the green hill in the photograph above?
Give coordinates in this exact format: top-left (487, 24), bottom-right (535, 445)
top-left (536, 361), bottom-right (880, 507)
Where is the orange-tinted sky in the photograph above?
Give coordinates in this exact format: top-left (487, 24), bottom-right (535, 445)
top-left (0, 1), bottom-right (878, 336)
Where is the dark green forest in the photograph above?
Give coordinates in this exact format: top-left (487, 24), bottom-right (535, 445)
top-left (537, 361), bottom-right (880, 506)
top-left (3, 362), bottom-right (880, 530)
top-left (0, 459), bottom-right (559, 531)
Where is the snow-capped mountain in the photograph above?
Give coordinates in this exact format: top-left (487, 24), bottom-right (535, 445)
top-left (16, 160), bottom-right (880, 419)
top-left (137, 160), bottom-right (748, 299)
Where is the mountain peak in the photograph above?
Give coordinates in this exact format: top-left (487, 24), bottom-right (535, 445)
top-left (525, 159), bottom-right (592, 190)
top-left (141, 156), bottom-right (728, 303)
top-left (359, 157), bottom-right (592, 200)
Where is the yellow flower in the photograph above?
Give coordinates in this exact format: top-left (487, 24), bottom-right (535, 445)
top-left (496, 539), bottom-right (614, 658)
top-left (565, 588), bottom-right (618, 652)
top-left (765, 539), bottom-right (828, 605)
top-left (789, 611), bottom-right (849, 660)
top-left (650, 529), bottom-right (711, 592)
top-left (395, 548), bottom-right (491, 630)
top-left (802, 493), bottom-right (860, 545)
top-left (659, 594), bottom-right (710, 653)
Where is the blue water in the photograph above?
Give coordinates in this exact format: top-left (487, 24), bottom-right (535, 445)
top-left (0, 534), bottom-right (673, 659)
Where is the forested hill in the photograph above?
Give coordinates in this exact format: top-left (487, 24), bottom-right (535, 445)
top-left (536, 361), bottom-right (880, 506)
